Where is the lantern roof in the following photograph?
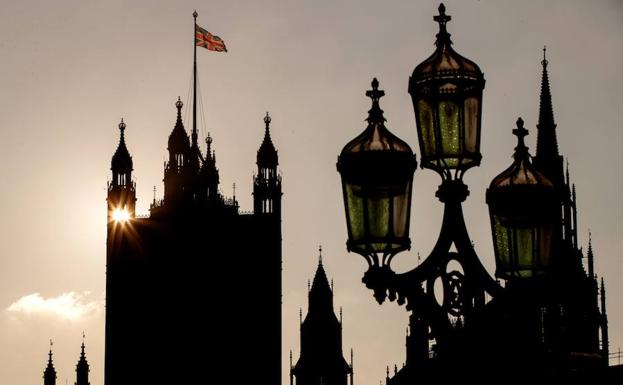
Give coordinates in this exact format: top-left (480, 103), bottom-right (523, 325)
top-left (340, 78), bottom-right (414, 156)
top-left (489, 118), bottom-right (553, 190)
top-left (411, 3), bottom-right (483, 85)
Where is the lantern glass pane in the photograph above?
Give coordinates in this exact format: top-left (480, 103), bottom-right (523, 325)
top-left (514, 227), bottom-right (534, 276)
top-left (439, 101), bottom-right (460, 167)
top-left (464, 97), bottom-right (479, 154)
top-left (392, 181), bottom-right (412, 239)
top-left (345, 182), bottom-right (365, 242)
top-left (537, 225), bottom-right (553, 269)
top-left (366, 193), bottom-right (390, 240)
top-left (494, 215), bottom-right (510, 271)
top-left (417, 99), bottom-right (436, 158)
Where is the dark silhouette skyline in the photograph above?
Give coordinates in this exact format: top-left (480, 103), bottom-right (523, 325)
top-left (291, 249), bottom-right (354, 385)
top-left (0, 3), bottom-right (621, 385)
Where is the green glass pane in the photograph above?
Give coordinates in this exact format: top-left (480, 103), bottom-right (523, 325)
top-left (515, 228), bottom-right (534, 276)
top-left (367, 195), bottom-right (390, 239)
top-left (392, 182), bottom-right (411, 239)
top-left (417, 99), bottom-right (436, 158)
top-left (371, 241), bottom-right (389, 252)
top-left (494, 216), bottom-right (510, 269)
top-left (439, 101), bottom-right (460, 158)
top-left (345, 183), bottom-right (364, 241)
top-left (445, 158), bottom-right (459, 168)
top-left (463, 97), bottom-right (479, 153)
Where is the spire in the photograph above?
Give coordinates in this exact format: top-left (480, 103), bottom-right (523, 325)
top-left (309, 251), bottom-right (333, 313)
top-left (168, 97), bottom-right (191, 156)
top-left (200, 134), bottom-right (217, 174)
top-left (565, 161), bottom-right (570, 186)
top-left (350, 348), bottom-right (354, 385)
top-left (600, 277), bottom-right (610, 357)
top-left (534, 46), bottom-right (562, 182)
top-left (111, 119), bottom-right (133, 175)
top-left (311, 261), bottom-right (331, 293)
top-left (75, 332), bottom-right (90, 385)
top-left (257, 112), bottom-right (278, 168)
top-left (44, 340), bottom-right (57, 385)
top-left (587, 231), bottom-right (595, 280)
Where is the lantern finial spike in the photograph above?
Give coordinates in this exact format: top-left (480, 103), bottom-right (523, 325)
top-left (512, 117), bottom-right (529, 156)
top-left (365, 78), bottom-right (386, 123)
top-left (433, 3), bottom-right (452, 46)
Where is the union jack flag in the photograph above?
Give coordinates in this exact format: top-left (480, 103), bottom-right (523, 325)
top-left (195, 25), bottom-right (227, 52)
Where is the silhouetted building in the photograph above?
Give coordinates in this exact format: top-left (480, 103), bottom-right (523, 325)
top-left (43, 345), bottom-right (56, 385)
top-left (291, 249), bottom-right (353, 385)
top-left (106, 106), bottom-right (282, 384)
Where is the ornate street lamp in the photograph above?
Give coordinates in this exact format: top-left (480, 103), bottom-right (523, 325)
top-left (337, 3), bottom-right (499, 359)
top-left (337, 78), bottom-right (417, 270)
top-left (486, 118), bottom-right (558, 280)
top-left (409, 3), bottom-right (485, 180)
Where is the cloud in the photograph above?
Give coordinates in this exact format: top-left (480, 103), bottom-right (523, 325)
top-left (7, 292), bottom-right (102, 321)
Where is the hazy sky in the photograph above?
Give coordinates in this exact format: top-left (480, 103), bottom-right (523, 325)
top-left (0, 1), bottom-right (622, 384)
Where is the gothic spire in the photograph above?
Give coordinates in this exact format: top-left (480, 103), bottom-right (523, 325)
top-left (44, 340), bottom-right (57, 385)
top-left (257, 112), bottom-right (278, 168)
top-left (308, 248), bottom-right (335, 316)
top-left (533, 47), bottom-right (565, 190)
top-left (536, 46), bottom-right (559, 158)
top-left (293, 255), bottom-right (352, 385)
top-left (200, 134), bottom-right (218, 174)
top-left (168, 97), bottom-right (191, 156)
top-left (111, 119), bottom-right (133, 174)
top-left (75, 333), bottom-right (90, 385)
top-left (587, 231), bottom-right (595, 280)
top-left (600, 277), bottom-right (610, 357)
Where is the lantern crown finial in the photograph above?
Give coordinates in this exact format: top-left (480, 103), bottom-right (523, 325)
top-left (433, 3), bottom-right (452, 46)
top-left (365, 78), bottom-right (386, 124)
top-left (512, 117), bottom-right (529, 157)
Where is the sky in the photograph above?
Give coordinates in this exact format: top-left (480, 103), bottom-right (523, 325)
top-left (0, 1), bottom-right (622, 384)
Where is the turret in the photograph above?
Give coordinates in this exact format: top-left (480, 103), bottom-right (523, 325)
top-left (253, 112), bottom-right (282, 215)
top-left (108, 119), bottom-right (136, 222)
top-left (198, 133), bottom-right (220, 203)
top-left (164, 97), bottom-right (192, 204)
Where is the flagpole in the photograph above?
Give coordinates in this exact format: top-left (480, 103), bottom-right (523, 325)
top-left (192, 10), bottom-right (199, 158)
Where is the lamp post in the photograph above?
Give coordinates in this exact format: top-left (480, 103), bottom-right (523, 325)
top-left (338, 3), bottom-right (500, 361)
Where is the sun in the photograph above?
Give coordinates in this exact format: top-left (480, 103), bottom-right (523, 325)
top-left (112, 207), bottom-right (130, 222)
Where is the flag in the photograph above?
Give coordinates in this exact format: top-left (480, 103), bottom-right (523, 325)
top-left (195, 25), bottom-right (228, 52)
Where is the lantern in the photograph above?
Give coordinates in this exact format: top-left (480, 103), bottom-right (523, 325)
top-left (337, 79), bottom-right (417, 265)
top-left (409, 3), bottom-right (485, 175)
top-left (486, 118), bottom-right (558, 279)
